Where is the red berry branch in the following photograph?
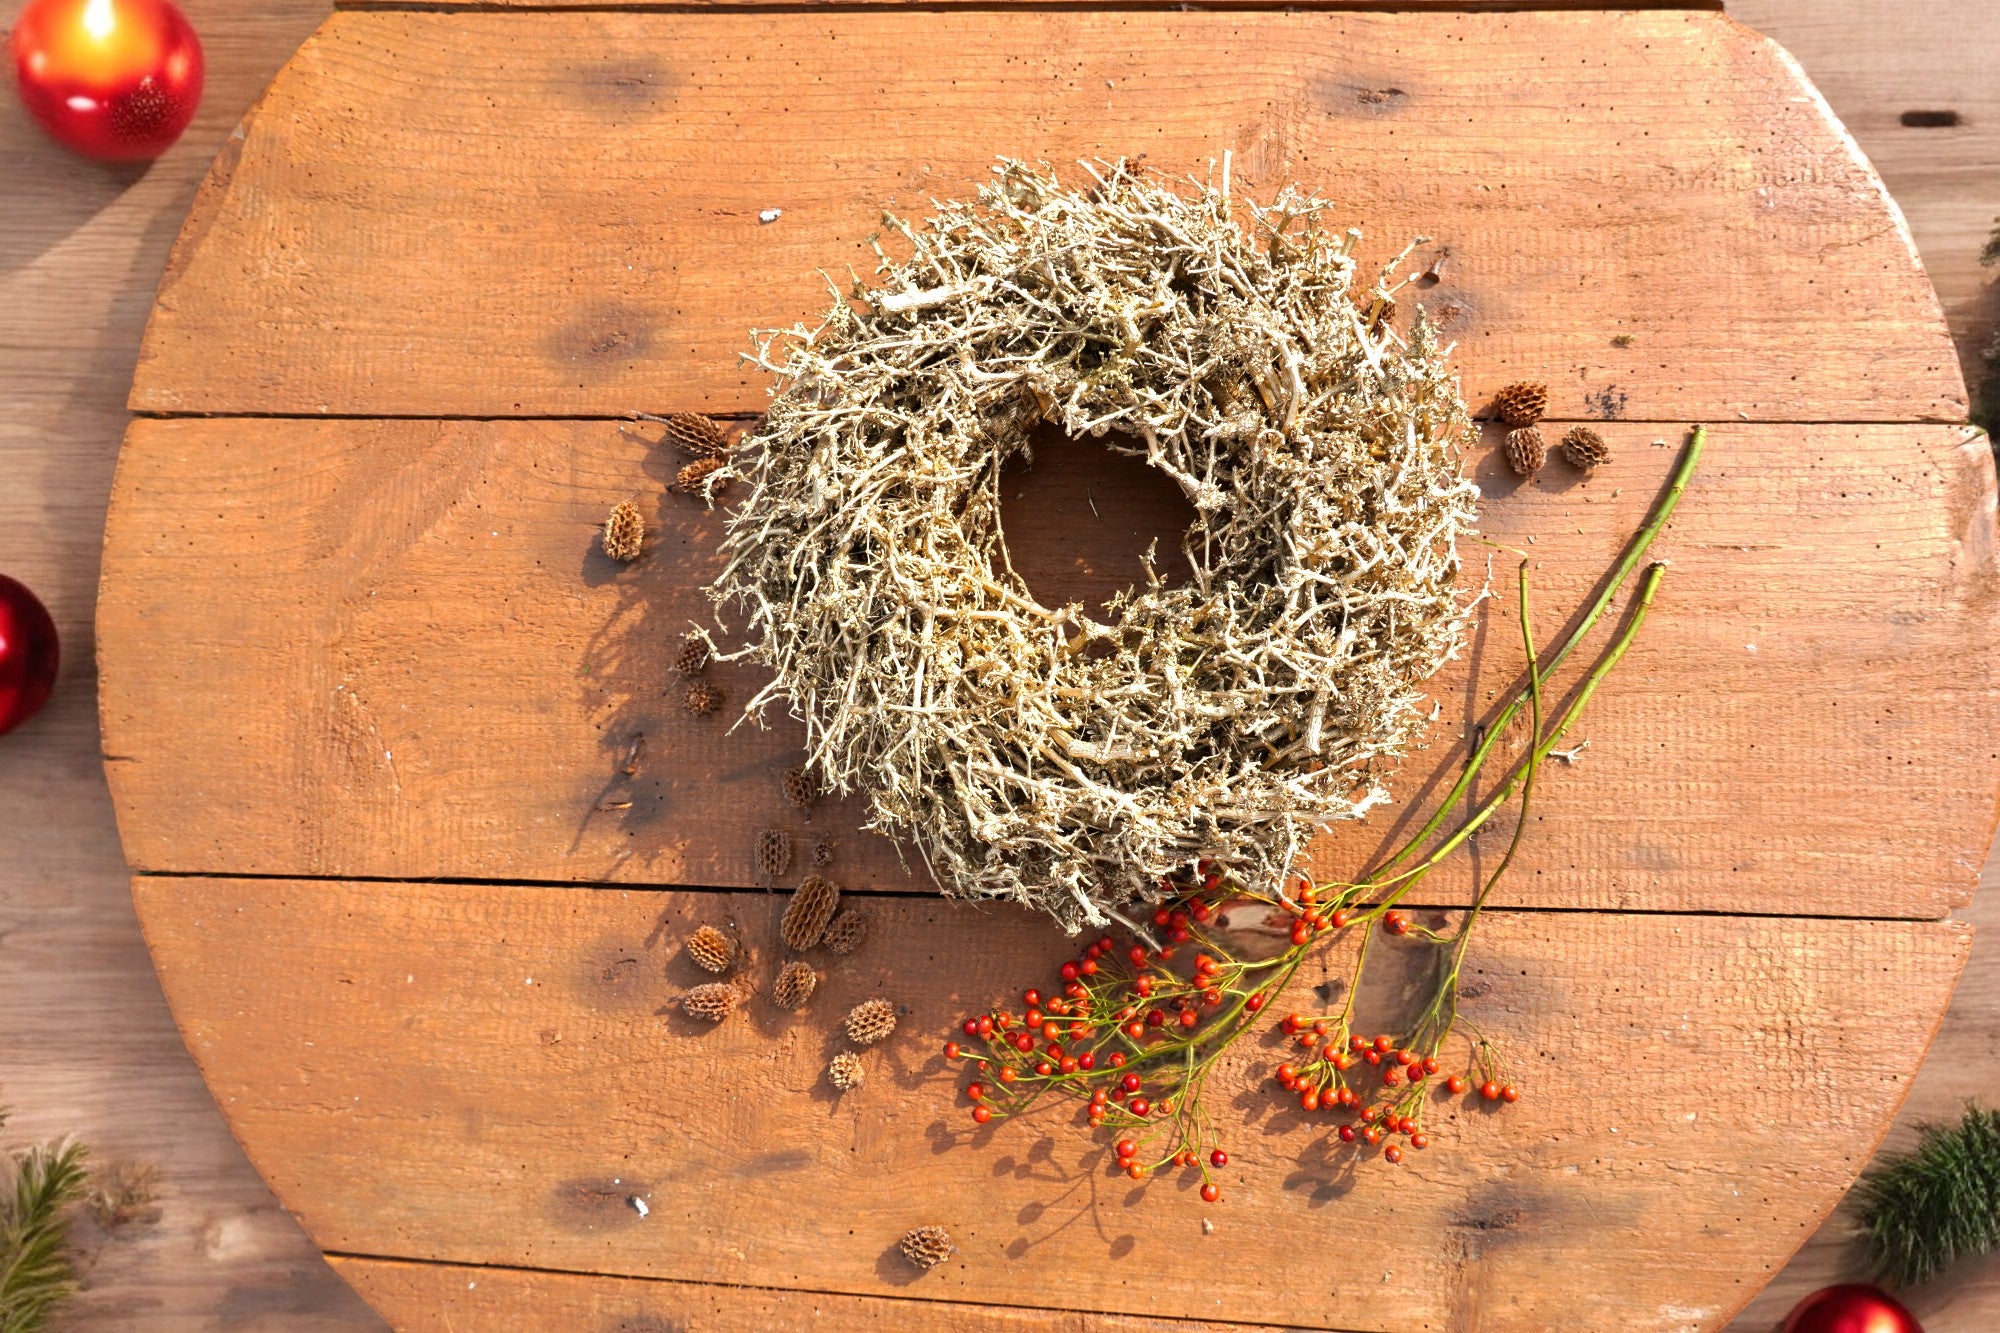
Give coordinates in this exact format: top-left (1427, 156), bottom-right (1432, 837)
top-left (943, 427), bottom-right (1708, 1199)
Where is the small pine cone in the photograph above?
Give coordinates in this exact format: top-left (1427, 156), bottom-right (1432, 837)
top-left (782, 765), bottom-right (817, 810)
top-left (684, 925), bottom-right (737, 974)
top-left (827, 1051), bottom-right (865, 1091)
top-left (663, 412), bottom-right (731, 459)
top-left (673, 634), bottom-right (711, 676)
top-left (899, 1225), bottom-right (955, 1270)
top-left (782, 875), bottom-right (841, 951)
top-left (772, 960), bottom-right (819, 1010)
top-left (1504, 427), bottom-right (1547, 478)
top-left (1562, 425), bottom-right (1612, 469)
top-left (1493, 381), bottom-right (1548, 427)
top-left (674, 456), bottom-right (728, 497)
top-left (602, 501), bottom-right (645, 563)
top-left (822, 909), bottom-right (868, 956)
top-left (845, 998), bottom-right (897, 1046)
top-left (684, 679), bottom-right (722, 716)
top-left (680, 981), bottom-right (742, 1022)
top-left (755, 829), bottom-right (792, 879)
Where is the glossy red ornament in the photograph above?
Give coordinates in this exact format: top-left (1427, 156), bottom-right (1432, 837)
top-left (1780, 1284), bottom-right (1924, 1333)
top-left (9, 0), bottom-right (204, 161)
top-left (0, 575), bottom-right (60, 736)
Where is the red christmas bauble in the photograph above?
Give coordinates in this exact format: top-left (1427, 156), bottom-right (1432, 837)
top-left (9, 0), bottom-right (204, 161)
top-left (1781, 1284), bottom-right (1924, 1333)
top-left (0, 575), bottom-right (60, 736)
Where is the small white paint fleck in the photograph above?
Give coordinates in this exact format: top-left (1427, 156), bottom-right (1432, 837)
top-left (759, 208), bottom-right (783, 224)
top-left (629, 1196), bottom-right (649, 1217)
top-left (1746, 643), bottom-right (1758, 653)
top-left (468, 1281), bottom-right (476, 1290)
top-left (525, 977), bottom-right (534, 985)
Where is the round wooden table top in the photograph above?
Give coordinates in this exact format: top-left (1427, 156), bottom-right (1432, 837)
top-left (101, 6), bottom-right (1997, 1331)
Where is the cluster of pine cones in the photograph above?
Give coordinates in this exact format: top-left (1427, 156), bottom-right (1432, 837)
top-left (1491, 381), bottom-right (1612, 478)
top-left (597, 411), bottom-right (737, 566)
top-left (675, 864), bottom-right (887, 1091)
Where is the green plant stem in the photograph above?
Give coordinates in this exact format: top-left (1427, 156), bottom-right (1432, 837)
top-left (1366, 425), bottom-right (1705, 884)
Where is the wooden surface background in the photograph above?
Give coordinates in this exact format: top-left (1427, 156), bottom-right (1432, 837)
top-left (2, 1), bottom-right (1997, 1328)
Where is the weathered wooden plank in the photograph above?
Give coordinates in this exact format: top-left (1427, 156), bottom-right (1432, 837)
top-left (135, 875), bottom-right (1970, 1331)
top-left (129, 8), bottom-right (1963, 422)
top-left (328, 1255), bottom-right (1273, 1332)
top-left (1733, 0), bottom-right (2000, 416)
top-left (99, 418), bottom-right (2000, 917)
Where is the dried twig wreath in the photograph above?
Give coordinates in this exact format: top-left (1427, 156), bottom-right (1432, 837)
top-left (709, 160), bottom-right (1478, 932)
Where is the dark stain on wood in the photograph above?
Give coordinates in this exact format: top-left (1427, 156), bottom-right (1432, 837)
top-left (560, 56), bottom-right (681, 118)
top-left (608, 1317), bottom-right (687, 1333)
top-left (1311, 73), bottom-right (1410, 115)
top-left (738, 1148), bottom-right (812, 1177)
top-left (1587, 384), bottom-right (1630, 420)
top-left (1898, 109), bottom-right (1961, 128)
top-left (546, 303), bottom-right (659, 368)
top-left (549, 1177), bottom-right (651, 1233)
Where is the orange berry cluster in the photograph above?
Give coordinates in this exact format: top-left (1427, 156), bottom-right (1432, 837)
top-left (1274, 1019), bottom-right (1519, 1164)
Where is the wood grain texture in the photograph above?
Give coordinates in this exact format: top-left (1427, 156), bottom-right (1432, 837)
top-left (134, 874), bottom-right (1968, 1331)
top-left (329, 1256), bottom-right (1269, 1332)
top-left (127, 7), bottom-right (1964, 422)
top-left (99, 417), bottom-right (2000, 917)
top-left (1732, 0), bottom-right (2000, 415)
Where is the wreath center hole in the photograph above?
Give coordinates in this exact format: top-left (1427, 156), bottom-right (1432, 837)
top-left (997, 422), bottom-right (1199, 614)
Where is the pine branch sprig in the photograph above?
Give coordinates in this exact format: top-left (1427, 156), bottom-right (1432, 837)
top-left (1859, 1103), bottom-right (2000, 1288)
top-left (0, 1111), bottom-right (91, 1333)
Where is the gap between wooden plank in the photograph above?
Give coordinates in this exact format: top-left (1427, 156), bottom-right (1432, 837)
top-left (122, 868), bottom-right (1978, 925)
top-left (325, 1250), bottom-right (1324, 1331)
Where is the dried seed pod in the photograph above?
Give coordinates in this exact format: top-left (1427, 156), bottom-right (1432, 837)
top-left (674, 456), bottom-right (728, 497)
top-left (827, 1051), bottom-right (865, 1091)
top-left (684, 925), bottom-right (737, 974)
top-left (680, 981), bottom-right (742, 1022)
top-left (755, 829), bottom-right (792, 879)
top-left (899, 1225), bottom-right (956, 1270)
top-left (1493, 381), bottom-right (1548, 427)
top-left (684, 679), bottom-right (722, 716)
top-left (1562, 425), bottom-right (1612, 469)
top-left (845, 998), bottom-right (897, 1045)
top-left (663, 412), bottom-right (731, 459)
top-left (782, 765), bottom-right (817, 810)
top-left (812, 838), bottom-right (836, 867)
top-left (1504, 427), bottom-right (1546, 478)
top-left (773, 960), bottom-right (819, 1010)
top-left (822, 909), bottom-right (868, 956)
top-left (1352, 291), bottom-right (1395, 327)
top-left (674, 633), bottom-right (712, 676)
top-left (602, 500), bottom-right (645, 563)
top-left (782, 875), bottom-right (841, 951)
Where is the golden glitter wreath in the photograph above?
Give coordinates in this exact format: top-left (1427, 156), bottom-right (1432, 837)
top-left (709, 161), bottom-right (1479, 933)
